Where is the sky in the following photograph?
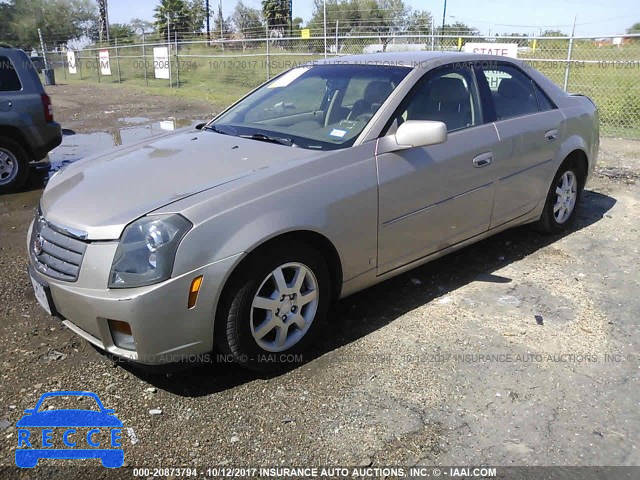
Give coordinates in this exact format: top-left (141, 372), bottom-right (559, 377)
top-left (108, 0), bottom-right (640, 37)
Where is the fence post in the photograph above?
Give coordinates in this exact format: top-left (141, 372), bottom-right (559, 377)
top-left (266, 24), bottom-right (270, 81)
top-left (563, 16), bottom-right (577, 92)
top-left (431, 22), bottom-right (435, 51)
top-left (167, 15), bottom-right (173, 88)
top-left (175, 32), bottom-right (180, 88)
top-left (142, 32), bottom-right (148, 86)
top-left (115, 38), bottom-right (122, 83)
top-left (78, 52), bottom-right (82, 79)
top-left (60, 51), bottom-right (67, 80)
top-left (96, 51), bottom-right (101, 83)
top-left (335, 20), bottom-right (339, 55)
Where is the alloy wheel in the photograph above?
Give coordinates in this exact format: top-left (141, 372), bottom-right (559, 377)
top-left (250, 262), bottom-right (319, 352)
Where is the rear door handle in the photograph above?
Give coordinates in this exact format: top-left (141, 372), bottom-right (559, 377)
top-left (545, 129), bottom-right (558, 141)
top-left (473, 152), bottom-right (493, 168)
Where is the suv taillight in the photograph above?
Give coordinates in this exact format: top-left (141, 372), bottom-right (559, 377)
top-left (41, 93), bottom-right (54, 123)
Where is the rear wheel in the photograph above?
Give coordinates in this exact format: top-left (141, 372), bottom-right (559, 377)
top-left (536, 160), bottom-right (585, 234)
top-left (216, 243), bottom-right (330, 372)
top-left (0, 136), bottom-right (29, 194)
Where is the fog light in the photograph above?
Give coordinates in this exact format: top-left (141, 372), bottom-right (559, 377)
top-left (188, 276), bottom-right (203, 309)
top-left (108, 320), bottom-right (136, 351)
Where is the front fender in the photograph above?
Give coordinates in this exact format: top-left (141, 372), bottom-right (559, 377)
top-left (168, 143), bottom-right (380, 284)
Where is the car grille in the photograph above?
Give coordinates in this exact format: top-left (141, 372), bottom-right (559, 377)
top-left (30, 211), bottom-right (88, 282)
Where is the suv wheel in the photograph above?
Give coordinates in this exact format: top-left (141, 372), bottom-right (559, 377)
top-left (0, 136), bottom-right (29, 194)
top-left (216, 242), bottom-right (331, 372)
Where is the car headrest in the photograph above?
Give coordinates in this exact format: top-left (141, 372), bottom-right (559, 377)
top-left (498, 78), bottom-right (531, 99)
top-left (363, 81), bottom-right (393, 104)
top-left (426, 77), bottom-right (469, 104)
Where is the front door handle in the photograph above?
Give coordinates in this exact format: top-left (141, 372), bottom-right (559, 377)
top-left (473, 152), bottom-right (493, 168)
top-left (545, 129), bottom-right (558, 141)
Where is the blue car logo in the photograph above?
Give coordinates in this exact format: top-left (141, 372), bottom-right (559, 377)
top-left (15, 391), bottom-right (123, 468)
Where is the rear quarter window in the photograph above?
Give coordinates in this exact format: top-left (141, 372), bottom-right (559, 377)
top-left (0, 56), bottom-right (22, 91)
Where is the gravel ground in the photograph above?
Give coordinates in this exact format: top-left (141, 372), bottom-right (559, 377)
top-left (0, 84), bottom-right (638, 478)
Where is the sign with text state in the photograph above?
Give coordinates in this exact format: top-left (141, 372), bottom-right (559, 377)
top-left (99, 50), bottom-right (111, 75)
top-left (301, 28), bottom-right (311, 39)
top-left (67, 51), bottom-right (77, 74)
top-left (153, 47), bottom-right (170, 79)
top-left (463, 43), bottom-right (518, 58)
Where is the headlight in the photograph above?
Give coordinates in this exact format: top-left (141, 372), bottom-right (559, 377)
top-left (108, 214), bottom-right (192, 288)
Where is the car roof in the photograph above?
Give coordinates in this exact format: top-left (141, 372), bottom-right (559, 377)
top-left (37, 391), bottom-right (99, 398)
top-left (315, 51), bottom-right (519, 68)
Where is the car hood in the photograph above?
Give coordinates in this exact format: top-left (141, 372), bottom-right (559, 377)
top-left (41, 129), bottom-right (318, 240)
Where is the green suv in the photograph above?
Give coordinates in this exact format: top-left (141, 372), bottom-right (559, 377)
top-left (0, 45), bottom-right (62, 193)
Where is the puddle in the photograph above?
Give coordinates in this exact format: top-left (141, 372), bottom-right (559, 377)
top-left (118, 116), bottom-right (151, 124)
top-left (42, 117), bottom-right (200, 180)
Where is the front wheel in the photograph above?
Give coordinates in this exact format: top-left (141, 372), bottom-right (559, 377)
top-left (216, 243), bottom-right (331, 372)
top-left (0, 136), bottom-right (30, 194)
top-left (536, 161), bottom-right (585, 234)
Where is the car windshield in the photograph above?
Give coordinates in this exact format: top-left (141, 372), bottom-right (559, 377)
top-left (211, 63), bottom-right (411, 150)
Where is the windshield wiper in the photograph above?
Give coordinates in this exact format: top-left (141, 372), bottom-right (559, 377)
top-left (241, 133), bottom-right (295, 147)
top-left (203, 124), bottom-right (238, 136)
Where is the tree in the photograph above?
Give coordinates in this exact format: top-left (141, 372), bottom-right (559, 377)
top-left (354, 0), bottom-right (411, 49)
top-left (109, 23), bottom-right (137, 44)
top-left (213, 2), bottom-right (233, 40)
top-left (153, 0), bottom-right (206, 38)
top-left (292, 17), bottom-right (304, 31)
top-left (154, 0), bottom-right (193, 39)
top-left (309, 0), bottom-right (413, 47)
top-left (5, 0), bottom-right (97, 49)
top-left (130, 18), bottom-right (154, 34)
top-left (262, 0), bottom-right (291, 36)
top-left (0, 2), bottom-right (17, 45)
top-left (497, 32), bottom-right (530, 47)
top-left (406, 10), bottom-right (433, 36)
top-left (437, 21), bottom-right (479, 37)
top-left (188, 0), bottom-right (207, 33)
top-left (541, 29), bottom-right (567, 37)
top-left (627, 22), bottom-right (640, 35)
top-left (232, 1), bottom-right (263, 47)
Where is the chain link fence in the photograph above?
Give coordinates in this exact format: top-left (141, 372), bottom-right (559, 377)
top-left (43, 33), bottom-right (640, 139)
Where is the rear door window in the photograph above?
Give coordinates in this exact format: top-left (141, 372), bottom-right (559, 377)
top-left (0, 56), bottom-right (22, 92)
top-left (481, 65), bottom-right (539, 120)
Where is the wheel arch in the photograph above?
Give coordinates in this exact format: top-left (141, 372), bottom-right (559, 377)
top-left (561, 148), bottom-right (589, 189)
top-left (212, 229), bottom-right (344, 349)
top-left (219, 229), bottom-right (344, 309)
top-left (0, 125), bottom-right (34, 158)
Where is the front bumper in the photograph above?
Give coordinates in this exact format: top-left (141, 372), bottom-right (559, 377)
top-left (28, 222), bottom-right (242, 365)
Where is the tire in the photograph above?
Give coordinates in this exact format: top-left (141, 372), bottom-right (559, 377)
top-left (536, 159), bottom-right (585, 234)
top-left (0, 136), bottom-right (30, 194)
top-left (216, 242), bottom-right (331, 372)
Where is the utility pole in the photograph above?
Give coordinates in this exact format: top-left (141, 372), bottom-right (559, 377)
top-left (206, 0), bottom-right (210, 43)
top-left (289, 0), bottom-right (293, 38)
top-left (323, 0), bottom-right (327, 58)
top-left (219, 0), bottom-right (224, 51)
top-left (98, 0), bottom-right (110, 43)
top-left (441, 0), bottom-right (447, 46)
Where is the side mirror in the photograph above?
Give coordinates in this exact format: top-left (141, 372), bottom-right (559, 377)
top-left (394, 120), bottom-right (447, 149)
top-left (195, 122), bottom-right (206, 131)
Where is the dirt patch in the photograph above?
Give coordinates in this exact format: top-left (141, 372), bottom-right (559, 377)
top-left (48, 83), bottom-right (219, 133)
